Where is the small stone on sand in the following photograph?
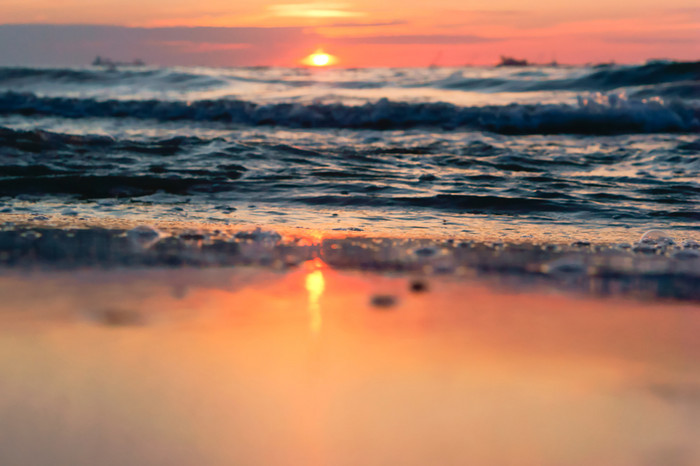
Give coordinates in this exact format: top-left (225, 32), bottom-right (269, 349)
top-left (371, 294), bottom-right (397, 308)
top-left (409, 280), bottom-right (428, 293)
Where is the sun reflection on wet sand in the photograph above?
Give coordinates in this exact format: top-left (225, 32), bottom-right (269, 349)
top-left (305, 261), bottom-right (326, 334)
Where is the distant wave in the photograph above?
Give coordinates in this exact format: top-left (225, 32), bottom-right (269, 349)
top-left (433, 61), bottom-right (700, 92)
top-left (579, 61), bottom-right (700, 89)
top-left (1, 91), bottom-right (698, 134)
top-left (0, 67), bottom-right (228, 90)
top-left (1, 61), bottom-right (697, 95)
top-left (0, 66), bottom-right (318, 90)
top-left (0, 67), bottom-right (174, 83)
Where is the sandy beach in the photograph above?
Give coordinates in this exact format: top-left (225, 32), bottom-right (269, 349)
top-left (1, 258), bottom-right (699, 466)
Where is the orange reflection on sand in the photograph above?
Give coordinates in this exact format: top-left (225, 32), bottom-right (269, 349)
top-left (1, 268), bottom-right (700, 465)
top-left (305, 267), bottom-right (325, 334)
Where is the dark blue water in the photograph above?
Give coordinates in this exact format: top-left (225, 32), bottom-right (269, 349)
top-left (0, 61), bottom-right (698, 240)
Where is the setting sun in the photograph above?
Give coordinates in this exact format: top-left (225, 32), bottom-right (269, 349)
top-left (302, 50), bottom-right (336, 67)
top-left (312, 53), bottom-right (330, 66)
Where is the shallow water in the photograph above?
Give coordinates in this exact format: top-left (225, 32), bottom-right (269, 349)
top-left (0, 61), bottom-right (698, 303)
top-left (0, 223), bottom-right (697, 301)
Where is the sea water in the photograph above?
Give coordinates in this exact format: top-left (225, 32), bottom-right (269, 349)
top-left (0, 61), bottom-right (698, 298)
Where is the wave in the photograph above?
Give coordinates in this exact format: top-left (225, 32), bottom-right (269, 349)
top-left (0, 67), bottom-right (168, 83)
top-left (430, 61), bottom-right (700, 93)
top-left (581, 61), bottom-right (700, 89)
top-left (2, 61), bottom-right (697, 95)
top-left (0, 67), bottom-right (229, 91)
top-left (0, 66), bottom-right (321, 91)
top-left (2, 125), bottom-right (698, 224)
top-left (1, 91), bottom-right (698, 134)
top-left (0, 125), bottom-right (205, 154)
top-left (630, 82), bottom-right (700, 100)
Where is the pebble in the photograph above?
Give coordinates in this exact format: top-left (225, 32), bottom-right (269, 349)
top-left (371, 294), bottom-right (397, 308)
top-left (409, 280), bottom-right (428, 293)
top-left (85, 308), bottom-right (145, 327)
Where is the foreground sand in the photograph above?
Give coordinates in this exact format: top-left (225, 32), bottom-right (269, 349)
top-left (1, 262), bottom-right (698, 466)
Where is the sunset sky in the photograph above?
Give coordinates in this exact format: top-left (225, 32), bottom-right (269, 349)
top-left (0, 1), bottom-right (698, 66)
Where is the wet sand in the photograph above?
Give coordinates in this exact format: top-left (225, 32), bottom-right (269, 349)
top-left (1, 263), bottom-right (699, 466)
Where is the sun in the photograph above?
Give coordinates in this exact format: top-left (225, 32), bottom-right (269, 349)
top-left (312, 53), bottom-right (330, 66)
top-left (302, 50), bottom-right (337, 67)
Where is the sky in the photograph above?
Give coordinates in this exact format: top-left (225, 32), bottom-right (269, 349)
top-left (0, 1), bottom-right (698, 66)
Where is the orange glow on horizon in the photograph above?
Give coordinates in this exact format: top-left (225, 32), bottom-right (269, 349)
top-left (1, 1), bottom-right (698, 66)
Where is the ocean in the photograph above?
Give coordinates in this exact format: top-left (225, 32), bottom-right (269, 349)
top-left (0, 61), bottom-right (698, 298)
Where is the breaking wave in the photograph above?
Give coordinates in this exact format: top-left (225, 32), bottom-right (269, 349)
top-left (1, 91), bottom-right (698, 134)
top-left (434, 60), bottom-right (700, 92)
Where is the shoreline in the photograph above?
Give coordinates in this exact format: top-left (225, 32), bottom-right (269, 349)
top-left (1, 215), bottom-right (699, 301)
top-left (2, 210), bottom-right (699, 244)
